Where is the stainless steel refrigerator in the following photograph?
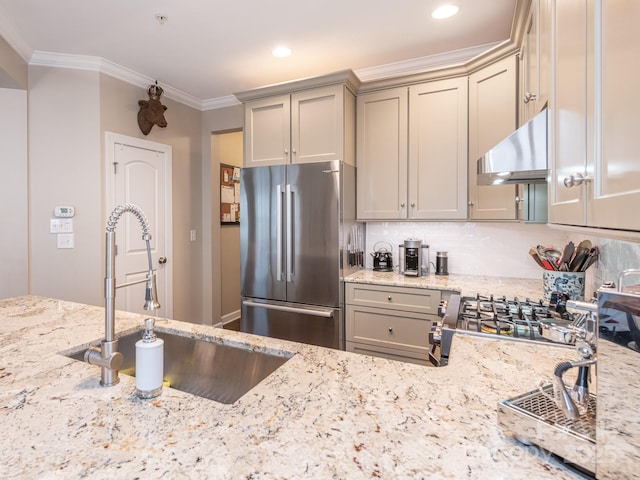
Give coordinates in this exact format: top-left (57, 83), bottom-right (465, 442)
top-left (240, 160), bottom-right (360, 350)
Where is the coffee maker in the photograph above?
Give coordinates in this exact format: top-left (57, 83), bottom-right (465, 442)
top-left (399, 239), bottom-right (429, 276)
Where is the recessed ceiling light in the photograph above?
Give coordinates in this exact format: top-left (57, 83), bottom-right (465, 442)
top-left (272, 46), bottom-right (292, 58)
top-left (432, 4), bottom-right (459, 19)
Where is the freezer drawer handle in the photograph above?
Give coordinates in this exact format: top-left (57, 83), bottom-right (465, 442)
top-left (242, 300), bottom-right (334, 318)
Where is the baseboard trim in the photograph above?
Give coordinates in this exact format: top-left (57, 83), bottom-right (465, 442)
top-left (221, 309), bottom-right (241, 325)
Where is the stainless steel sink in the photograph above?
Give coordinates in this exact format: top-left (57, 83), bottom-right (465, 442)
top-left (65, 330), bottom-right (292, 404)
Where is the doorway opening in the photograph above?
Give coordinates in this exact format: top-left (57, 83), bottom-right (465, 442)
top-left (211, 130), bottom-right (243, 327)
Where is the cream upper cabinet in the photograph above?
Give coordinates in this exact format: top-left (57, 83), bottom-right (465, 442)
top-left (468, 55), bottom-right (518, 220)
top-left (408, 77), bottom-right (468, 220)
top-left (588, 0), bottom-right (640, 230)
top-left (548, 0), bottom-right (588, 225)
top-left (244, 95), bottom-right (291, 167)
top-left (356, 87), bottom-right (408, 220)
top-left (357, 78), bottom-right (468, 220)
top-left (549, 0), bottom-right (640, 231)
top-left (240, 72), bottom-right (358, 168)
top-left (520, 0), bottom-right (552, 125)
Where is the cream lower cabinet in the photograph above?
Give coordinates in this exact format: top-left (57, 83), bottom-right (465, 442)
top-left (345, 283), bottom-right (441, 366)
top-left (468, 56), bottom-right (519, 220)
top-left (356, 77), bottom-right (468, 220)
top-left (549, 0), bottom-right (640, 231)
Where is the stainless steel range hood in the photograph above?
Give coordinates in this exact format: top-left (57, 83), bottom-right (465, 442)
top-left (477, 109), bottom-right (548, 185)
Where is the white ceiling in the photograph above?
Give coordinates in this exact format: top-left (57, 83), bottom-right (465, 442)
top-left (0, 0), bottom-right (517, 108)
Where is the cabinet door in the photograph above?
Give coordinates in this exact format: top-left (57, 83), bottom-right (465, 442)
top-left (468, 56), bottom-right (518, 220)
top-left (244, 95), bottom-right (291, 167)
top-left (589, 0), bottom-right (640, 230)
top-left (548, 0), bottom-right (588, 225)
top-left (356, 87), bottom-right (408, 220)
top-left (521, 2), bottom-right (540, 124)
top-left (408, 77), bottom-right (468, 220)
top-left (291, 85), bottom-right (344, 165)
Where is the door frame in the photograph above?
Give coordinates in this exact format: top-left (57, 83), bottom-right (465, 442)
top-left (105, 131), bottom-right (173, 318)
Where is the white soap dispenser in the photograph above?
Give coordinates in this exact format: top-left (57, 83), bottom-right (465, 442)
top-left (135, 318), bottom-right (164, 399)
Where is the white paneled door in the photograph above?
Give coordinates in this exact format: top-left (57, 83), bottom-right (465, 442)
top-left (106, 133), bottom-right (173, 320)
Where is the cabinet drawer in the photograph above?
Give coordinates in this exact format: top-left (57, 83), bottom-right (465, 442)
top-left (345, 304), bottom-right (433, 356)
top-left (345, 283), bottom-right (440, 314)
top-left (346, 341), bottom-right (430, 366)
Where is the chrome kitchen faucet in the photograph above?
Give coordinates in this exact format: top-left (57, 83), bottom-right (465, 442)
top-left (85, 203), bottom-right (160, 386)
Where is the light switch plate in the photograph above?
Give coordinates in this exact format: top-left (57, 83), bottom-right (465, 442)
top-left (57, 233), bottom-right (74, 249)
top-left (50, 218), bottom-right (73, 233)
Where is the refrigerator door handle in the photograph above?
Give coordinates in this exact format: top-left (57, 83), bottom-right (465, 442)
top-left (242, 300), bottom-right (334, 318)
top-left (276, 184), bottom-right (284, 281)
top-left (286, 183), bottom-right (294, 283)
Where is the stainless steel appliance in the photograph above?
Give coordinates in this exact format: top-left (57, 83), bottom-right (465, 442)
top-left (595, 271), bottom-right (640, 479)
top-left (435, 251), bottom-right (448, 276)
top-left (428, 292), bottom-right (576, 367)
top-left (240, 160), bottom-right (359, 350)
top-left (477, 109), bottom-right (548, 185)
top-left (371, 241), bottom-right (393, 272)
top-left (399, 240), bottom-right (429, 276)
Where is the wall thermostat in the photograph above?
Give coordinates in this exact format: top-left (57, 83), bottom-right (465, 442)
top-left (54, 206), bottom-right (75, 218)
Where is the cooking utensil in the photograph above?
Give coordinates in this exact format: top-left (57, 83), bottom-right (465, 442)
top-left (558, 241), bottom-right (575, 271)
top-left (537, 245), bottom-right (557, 270)
top-left (580, 246), bottom-right (599, 272)
top-left (529, 247), bottom-right (546, 269)
top-left (544, 248), bottom-right (562, 269)
top-left (570, 247), bottom-right (589, 272)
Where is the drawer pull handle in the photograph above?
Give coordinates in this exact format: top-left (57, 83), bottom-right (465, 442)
top-left (388, 327), bottom-right (393, 333)
top-left (387, 296), bottom-right (392, 301)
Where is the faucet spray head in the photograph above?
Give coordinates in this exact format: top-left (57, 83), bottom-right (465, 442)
top-left (144, 271), bottom-right (161, 311)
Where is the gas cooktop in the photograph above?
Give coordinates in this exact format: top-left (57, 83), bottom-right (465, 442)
top-left (429, 292), bottom-right (577, 366)
top-left (455, 293), bottom-right (574, 342)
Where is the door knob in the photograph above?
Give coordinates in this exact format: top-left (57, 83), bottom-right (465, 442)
top-left (158, 256), bottom-right (167, 265)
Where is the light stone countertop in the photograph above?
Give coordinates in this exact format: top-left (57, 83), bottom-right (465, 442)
top-left (0, 295), bottom-right (601, 479)
top-left (344, 270), bottom-right (544, 300)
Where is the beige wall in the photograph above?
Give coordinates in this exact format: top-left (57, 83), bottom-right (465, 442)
top-left (27, 65), bottom-right (204, 322)
top-left (28, 66), bottom-right (103, 305)
top-left (201, 105), bottom-right (244, 325)
top-left (0, 88), bottom-right (28, 299)
top-left (0, 35), bottom-right (27, 89)
top-left (216, 131), bottom-right (243, 322)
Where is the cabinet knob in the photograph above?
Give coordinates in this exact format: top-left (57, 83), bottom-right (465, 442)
top-left (563, 172), bottom-right (593, 188)
top-left (410, 202), bottom-right (416, 207)
top-left (284, 149), bottom-right (289, 155)
top-left (388, 327), bottom-right (393, 333)
top-left (400, 202), bottom-right (405, 208)
top-left (515, 196), bottom-right (524, 204)
top-left (387, 296), bottom-right (392, 301)
top-left (523, 92), bottom-right (537, 104)
top-left (468, 201), bottom-right (474, 206)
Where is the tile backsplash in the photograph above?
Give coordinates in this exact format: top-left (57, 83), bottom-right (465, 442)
top-left (366, 221), bottom-right (640, 298)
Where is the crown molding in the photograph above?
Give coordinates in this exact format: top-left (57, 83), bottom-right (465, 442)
top-left (202, 95), bottom-right (241, 110)
top-left (355, 41), bottom-right (501, 84)
top-left (29, 51), bottom-right (204, 110)
top-left (234, 69), bottom-right (361, 103)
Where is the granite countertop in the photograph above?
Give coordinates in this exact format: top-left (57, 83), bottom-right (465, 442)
top-left (0, 295), bottom-right (594, 479)
top-left (345, 270), bottom-right (543, 299)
